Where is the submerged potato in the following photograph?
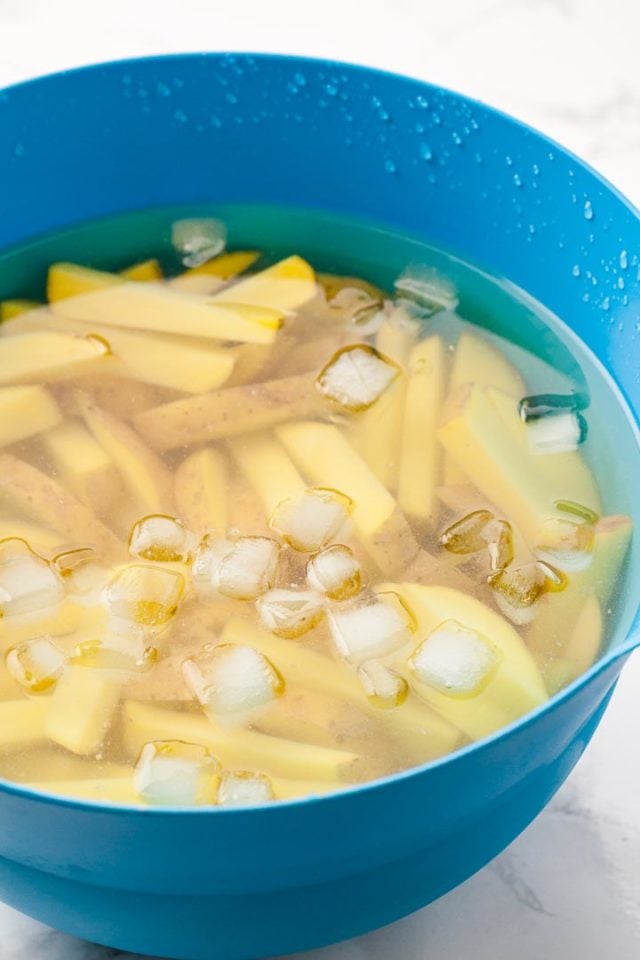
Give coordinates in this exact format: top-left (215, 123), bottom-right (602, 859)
top-left (0, 230), bottom-right (629, 806)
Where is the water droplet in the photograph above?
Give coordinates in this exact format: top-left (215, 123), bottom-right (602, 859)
top-left (417, 95), bottom-right (429, 108)
top-left (428, 172), bottom-right (437, 184)
top-left (528, 223), bottom-right (536, 235)
top-left (582, 293), bottom-right (590, 303)
top-left (617, 276), bottom-right (625, 289)
top-left (210, 114), bottom-right (222, 128)
top-left (384, 159), bottom-right (397, 174)
top-left (287, 81), bottom-right (299, 94)
top-left (415, 122), bottom-right (425, 134)
top-left (294, 72), bottom-right (306, 86)
top-left (13, 143), bottom-right (24, 158)
top-left (548, 151), bottom-right (555, 161)
top-left (474, 152), bottom-right (483, 164)
top-left (513, 173), bottom-right (522, 187)
top-left (572, 264), bottom-right (581, 278)
top-left (174, 109), bottom-right (188, 123)
top-left (122, 74), bottom-right (132, 86)
top-left (584, 200), bottom-right (593, 220)
top-left (532, 163), bottom-right (540, 175)
top-left (505, 155), bottom-right (513, 166)
top-left (568, 168), bottom-right (574, 178)
top-left (419, 143), bottom-right (433, 161)
top-left (431, 112), bottom-right (441, 125)
top-left (225, 92), bottom-right (238, 104)
top-left (156, 81), bottom-right (171, 97)
top-left (620, 249), bottom-right (628, 269)
top-left (325, 83), bottom-right (338, 96)
top-left (601, 297), bottom-right (611, 311)
top-left (452, 131), bottom-right (462, 146)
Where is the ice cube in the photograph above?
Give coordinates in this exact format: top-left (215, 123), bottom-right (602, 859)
top-left (526, 410), bottom-right (584, 454)
top-left (52, 548), bottom-right (107, 595)
top-left (306, 544), bottom-right (362, 600)
top-left (0, 538), bottom-right (63, 618)
top-left (182, 644), bottom-right (284, 719)
top-left (328, 592), bottom-right (416, 663)
top-left (489, 561), bottom-right (565, 622)
top-left (171, 218), bottom-right (227, 268)
top-left (216, 537), bottom-right (280, 600)
top-left (438, 510), bottom-right (494, 555)
top-left (270, 488), bottom-right (352, 553)
top-left (74, 617), bottom-right (154, 672)
top-left (134, 740), bottom-right (219, 806)
top-left (482, 518), bottom-right (514, 572)
top-left (191, 536), bottom-right (233, 597)
top-left (536, 516), bottom-right (594, 572)
top-left (256, 588), bottom-right (325, 638)
top-left (394, 265), bottom-right (459, 314)
top-left (316, 344), bottom-right (400, 411)
top-left (217, 770), bottom-right (274, 807)
top-left (358, 659), bottom-right (408, 708)
top-left (5, 636), bottom-right (66, 693)
top-left (103, 564), bottom-right (185, 626)
top-left (129, 514), bottom-right (191, 563)
top-left (410, 619), bottom-right (500, 696)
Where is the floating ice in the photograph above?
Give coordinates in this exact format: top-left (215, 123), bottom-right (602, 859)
top-left (182, 644), bottom-right (284, 719)
top-left (439, 510), bottom-right (494, 555)
top-left (328, 592), bottom-right (415, 663)
top-left (394, 264), bottom-right (459, 314)
top-left (217, 770), bottom-right (274, 807)
top-left (270, 488), bottom-right (352, 553)
top-left (358, 659), bottom-right (408, 708)
top-left (171, 218), bottom-right (227, 268)
top-left (129, 514), bottom-right (190, 563)
top-left (6, 636), bottom-right (66, 692)
top-left (52, 548), bottom-right (106, 594)
top-left (316, 344), bottom-right (400, 411)
top-left (536, 517), bottom-right (594, 572)
top-left (103, 564), bottom-right (185, 627)
top-left (216, 537), bottom-right (280, 600)
top-left (134, 740), bottom-right (219, 806)
top-left (410, 620), bottom-right (500, 696)
top-left (0, 539), bottom-right (63, 618)
top-left (526, 411), bottom-right (584, 454)
top-left (306, 544), bottom-right (361, 600)
top-left (256, 588), bottom-right (325, 638)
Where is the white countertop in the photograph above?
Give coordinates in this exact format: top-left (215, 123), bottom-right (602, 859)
top-left (1, 1), bottom-right (639, 958)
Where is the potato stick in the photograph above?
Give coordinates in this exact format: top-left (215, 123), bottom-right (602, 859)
top-left (0, 453), bottom-right (121, 556)
top-left (77, 393), bottom-right (175, 516)
top-left (175, 448), bottom-right (229, 535)
top-left (0, 299), bottom-right (40, 321)
top-left (135, 374), bottom-right (322, 451)
top-left (184, 250), bottom-right (260, 280)
top-left (42, 420), bottom-right (120, 516)
top-left (212, 255), bottom-right (317, 312)
top-left (51, 281), bottom-right (283, 344)
top-left (397, 336), bottom-right (446, 520)
top-left (227, 433), bottom-right (305, 516)
top-left (121, 700), bottom-right (359, 782)
top-left (0, 700), bottom-right (49, 750)
top-left (0, 331), bottom-right (109, 385)
top-left (120, 259), bottom-right (163, 282)
top-left (0, 602), bottom-right (106, 652)
top-left (226, 471), bottom-right (271, 536)
top-left (45, 665), bottom-right (122, 755)
top-left (0, 386), bottom-right (61, 447)
top-left (255, 688), bottom-right (361, 751)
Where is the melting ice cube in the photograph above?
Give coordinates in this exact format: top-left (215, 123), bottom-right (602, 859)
top-left (182, 644), bottom-right (284, 720)
top-left (328, 592), bottom-right (415, 663)
top-left (0, 539), bottom-right (63, 618)
top-left (357, 659), bottom-right (408, 708)
top-left (217, 770), bottom-right (274, 807)
top-left (536, 516), bottom-right (594, 572)
top-left (316, 344), bottom-right (400, 411)
top-left (306, 544), bottom-right (362, 600)
top-left (171, 218), bottom-right (227, 268)
top-left (410, 619), bottom-right (500, 696)
top-left (129, 514), bottom-right (191, 563)
top-left (216, 537), bottom-right (280, 600)
top-left (103, 564), bottom-right (185, 627)
top-left (6, 636), bottom-right (66, 693)
top-left (394, 264), bottom-right (459, 314)
top-left (270, 488), bottom-right (352, 553)
top-left (134, 740), bottom-right (219, 806)
top-left (256, 588), bottom-right (325, 638)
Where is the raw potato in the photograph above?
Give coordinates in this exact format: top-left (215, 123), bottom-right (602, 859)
top-left (397, 335), bottom-right (446, 520)
top-left (0, 750), bottom-right (131, 783)
top-left (212, 255), bottom-right (317, 312)
top-left (136, 374), bottom-right (321, 451)
top-left (121, 700), bottom-right (360, 782)
top-left (527, 515), bottom-right (632, 663)
top-left (256, 688), bottom-right (359, 751)
top-left (0, 454), bottom-right (121, 556)
top-left (228, 434), bottom-right (305, 516)
top-left (42, 420), bottom-right (120, 514)
top-left (45, 665), bottom-right (122, 755)
top-left (438, 384), bottom-right (601, 543)
top-left (0, 700), bottom-right (49, 750)
top-left (385, 582), bottom-right (548, 740)
top-left (0, 602), bottom-right (104, 651)
top-left (120, 259), bottom-right (163, 282)
top-left (70, 375), bottom-right (178, 420)
top-left (0, 386), bottom-right (61, 447)
top-left (449, 331), bottom-right (526, 397)
top-left (0, 299), bottom-right (40, 321)
top-left (51, 279), bottom-right (284, 344)
top-left (175, 448), bottom-right (229, 534)
top-left (276, 421), bottom-right (420, 574)
top-left (0, 331), bottom-right (109, 385)
top-left (48, 263), bottom-right (123, 300)
top-left (77, 393), bottom-right (175, 516)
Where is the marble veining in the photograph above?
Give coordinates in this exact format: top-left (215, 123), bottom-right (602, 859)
top-left (0, 1), bottom-right (639, 957)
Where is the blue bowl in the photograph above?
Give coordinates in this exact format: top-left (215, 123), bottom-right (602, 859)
top-left (0, 53), bottom-right (639, 960)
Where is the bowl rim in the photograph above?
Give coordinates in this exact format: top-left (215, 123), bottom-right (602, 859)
top-left (0, 50), bottom-right (638, 816)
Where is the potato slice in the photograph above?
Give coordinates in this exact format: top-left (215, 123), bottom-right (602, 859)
top-left (0, 299), bottom-right (41, 321)
top-left (0, 331), bottom-right (109, 385)
top-left (0, 454), bottom-right (121, 556)
top-left (51, 280), bottom-right (283, 344)
top-left (45, 665), bottom-right (122, 755)
top-left (527, 514), bottom-right (631, 663)
top-left (397, 336), bottom-right (446, 520)
top-left (42, 420), bottom-right (119, 512)
top-left (385, 582), bottom-right (548, 740)
top-left (69, 375), bottom-right (177, 420)
top-left (0, 699), bottom-right (48, 750)
top-left (121, 700), bottom-right (359, 782)
top-left (120, 259), bottom-right (163, 282)
top-left (212, 255), bottom-right (316, 312)
top-left (276, 421), bottom-right (419, 574)
top-left (228, 434), bottom-right (305, 516)
top-left (48, 263), bottom-right (122, 300)
top-left (175, 448), bottom-right (228, 535)
top-left (438, 385), bottom-right (601, 544)
top-left (450, 331), bottom-right (526, 397)
top-left (77, 393), bottom-right (174, 516)
top-left (0, 386), bottom-right (61, 447)
top-left (136, 374), bottom-right (321, 451)
top-left (184, 249), bottom-right (260, 280)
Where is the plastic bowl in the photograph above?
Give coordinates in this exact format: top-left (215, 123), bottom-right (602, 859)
top-left (0, 54), bottom-right (639, 960)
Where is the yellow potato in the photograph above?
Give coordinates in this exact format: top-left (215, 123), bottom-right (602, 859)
top-left (0, 700), bottom-right (49, 750)
top-left (0, 385), bottom-right (61, 447)
top-left (45, 665), bottom-right (122, 755)
top-left (0, 299), bottom-right (41, 321)
top-left (228, 433), bottom-right (305, 516)
top-left (174, 448), bottom-right (229, 535)
top-left (120, 259), bottom-right (163, 282)
top-left (26, 777), bottom-right (141, 803)
top-left (0, 331), bottom-right (109, 385)
top-left (42, 420), bottom-right (119, 514)
top-left (212, 255), bottom-right (316, 312)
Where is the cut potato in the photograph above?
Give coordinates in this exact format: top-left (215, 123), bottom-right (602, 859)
top-left (45, 665), bottom-right (122, 755)
top-left (120, 259), bottom-right (163, 282)
top-left (136, 374), bottom-right (321, 451)
top-left (42, 420), bottom-right (119, 513)
top-left (228, 434), bottom-right (305, 516)
top-left (384, 582), bottom-right (548, 740)
top-left (77, 393), bottom-right (174, 516)
top-left (0, 299), bottom-right (41, 321)
top-left (450, 331), bottom-right (526, 397)
top-left (0, 749), bottom-right (131, 783)
top-left (276, 421), bottom-right (419, 574)
top-left (212, 255), bottom-right (316, 312)
top-left (397, 335), bottom-right (446, 520)
top-left (0, 331), bottom-right (109, 385)
top-left (0, 699), bottom-right (49, 750)
top-left (121, 700), bottom-right (359, 782)
top-left (175, 448), bottom-right (228, 534)
top-left (180, 249), bottom-right (260, 280)
top-left (0, 386), bottom-right (61, 447)
top-left (48, 262), bottom-right (122, 300)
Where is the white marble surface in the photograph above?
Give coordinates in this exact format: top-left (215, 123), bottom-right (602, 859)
top-left (1, 1), bottom-right (640, 958)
